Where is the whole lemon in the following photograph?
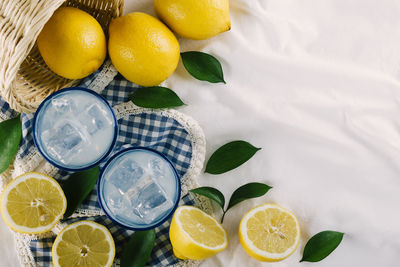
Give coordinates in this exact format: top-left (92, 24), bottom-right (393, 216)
top-left (108, 12), bottom-right (180, 86)
top-left (154, 0), bottom-right (231, 40)
top-left (37, 7), bottom-right (106, 79)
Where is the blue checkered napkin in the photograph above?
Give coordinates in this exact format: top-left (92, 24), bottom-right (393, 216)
top-left (29, 195), bottom-right (196, 267)
top-left (6, 72), bottom-right (200, 266)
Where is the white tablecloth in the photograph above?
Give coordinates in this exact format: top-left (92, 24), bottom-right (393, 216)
top-left (2, 0), bottom-right (400, 266)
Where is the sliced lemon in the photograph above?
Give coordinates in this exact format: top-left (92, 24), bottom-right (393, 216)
top-left (0, 172), bottom-right (66, 234)
top-left (52, 220), bottom-right (115, 267)
top-left (169, 205), bottom-right (228, 260)
top-left (239, 204), bottom-right (300, 262)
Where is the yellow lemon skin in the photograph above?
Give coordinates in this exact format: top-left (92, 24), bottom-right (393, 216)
top-left (37, 7), bottom-right (106, 79)
top-left (108, 12), bottom-right (180, 86)
top-left (169, 206), bottom-right (228, 260)
top-left (170, 218), bottom-right (218, 260)
top-left (154, 0), bottom-right (231, 40)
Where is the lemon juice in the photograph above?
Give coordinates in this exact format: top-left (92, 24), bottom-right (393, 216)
top-left (33, 88), bottom-right (117, 171)
top-left (98, 147), bottom-right (180, 230)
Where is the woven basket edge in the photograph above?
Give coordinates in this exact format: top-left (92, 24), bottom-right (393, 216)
top-left (1, 0), bottom-right (125, 113)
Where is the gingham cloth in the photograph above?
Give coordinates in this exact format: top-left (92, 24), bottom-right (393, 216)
top-left (2, 71), bottom-right (201, 266)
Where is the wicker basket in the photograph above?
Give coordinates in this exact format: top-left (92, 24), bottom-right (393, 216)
top-left (0, 0), bottom-right (124, 113)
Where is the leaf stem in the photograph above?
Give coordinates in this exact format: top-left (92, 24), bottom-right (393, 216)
top-left (221, 210), bottom-right (227, 223)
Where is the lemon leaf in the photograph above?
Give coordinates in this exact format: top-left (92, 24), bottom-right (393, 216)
top-left (190, 187), bottom-right (225, 210)
top-left (0, 115), bottom-right (22, 174)
top-left (300, 231), bottom-right (344, 262)
top-left (205, 140), bottom-right (261, 174)
top-left (181, 51), bottom-right (225, 83)
top-left (61, 166), bottom-right (100, 218)
top-left (121, 229), bottom-right (156, 267)
top-left (227, 183), bottom-right (272, 210)
top-left (130, 86), bottom-right (185, 108)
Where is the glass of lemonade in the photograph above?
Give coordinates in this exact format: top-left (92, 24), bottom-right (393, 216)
top-left (33, 87), bottom-right (118, 171)
top-left (98, 147), bottom-right (181, 230)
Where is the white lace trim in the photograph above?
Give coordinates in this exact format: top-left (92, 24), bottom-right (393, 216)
top-left (85, 60), bottom-right (118, 94)
top-left (0, 67), bottom-right (210, 266)
top-left (0, 111), bottom-right (11, 121)
top-left (71, 208), bottom-right (105, 217)
top-left (14, 233), bottom-right (35, 267)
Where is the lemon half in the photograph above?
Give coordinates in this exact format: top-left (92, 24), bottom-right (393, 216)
top-left (0, 172), bottom-right (67, 234)
top-left (52, 220), bottom-right (115, 267)
top-left (239, 204), bottom-right (300, 262)
top-left (169, 205), bottom-right (228, 260)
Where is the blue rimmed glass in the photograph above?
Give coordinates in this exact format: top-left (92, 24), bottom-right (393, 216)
top-left (33, 87), bottom-right (118, 171)
top-left (97, 147), bottom-right (181, 230)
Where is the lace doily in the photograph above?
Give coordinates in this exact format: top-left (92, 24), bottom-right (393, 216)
top-left (0, 62), bottom-right (212, 267)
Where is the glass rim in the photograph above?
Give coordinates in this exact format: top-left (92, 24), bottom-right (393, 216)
top-left (97, 146), bottom-right (182, 231)
top-left (32, 87), bottom-right (119, 172)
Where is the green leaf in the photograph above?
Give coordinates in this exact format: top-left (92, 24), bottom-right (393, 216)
top-left (130, 86), bottom-right (185, 109)
top-left (190, 187), bottom-right (225, 210)
top-left (61, 166), bottom-right (100, 218)
top-left (0, 115), bottom-right (22, 174)
top-left (205, 140), bottom-right (261, 174)
top-left (227, 182), bottom-right (272, 210)
top-left (181, 51), bottom-right (225, 83)
top-left (121, 229), bottom-right (156, 267)
top-left (300, 231), bottom-right (344, 262)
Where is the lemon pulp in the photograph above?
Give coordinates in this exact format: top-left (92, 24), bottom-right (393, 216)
top-left (169, 206), bottom-right (228, 260)
top-left (52, 220), bottom-right (115, 267)
top-left (0, 172), bottom-right (66, 234)
top-left (239, 204), bottom-right (300, 262)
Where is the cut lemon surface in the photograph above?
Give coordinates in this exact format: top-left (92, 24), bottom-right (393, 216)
top-left (0, 172), bottom-right (66, 234)
top-left (239, 204), bottom-right (300, 262)
top-left (169, 205), bottom-right (228, 260)
top-left (52, 220), bottom-right (115, 267)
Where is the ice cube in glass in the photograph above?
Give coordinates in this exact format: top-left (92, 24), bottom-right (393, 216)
top-left (108, 158), bottom-right (144, 193)
top-left (41, 121), bottom-right (87, 164)
top-left (33, 88), bottom-right (118, 171)
top-left (149, 158), bottom-right (165, 179)
top-left (79, 103), bottom-right (113, 135)
top-left (98, 147), bottom-right (180, 230)
top-left (125, 175), bottom-right (173, 224)
top-left (104, 183), bottom-right (124, 213)
top-left (51, 97), bottom-right (76, 115)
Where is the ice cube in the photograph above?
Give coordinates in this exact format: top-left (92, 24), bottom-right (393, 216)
top-left (41, 121), bottom-right (87, 164)
top-left (104, 183), bottom-right (124, 213)
top-left (79, 103), bottom-right (112, 135)
top-left (121, 158), bottom-right (144, 174)
top-left (125, 175), bottom-right (173, 224)
top-left (51, 98), bottom-right (76, 115)
top-left (108, 159), bottom-right (144, 193)
top-left (41, 98), bottom-right (76, 131)
top-left (148, 158), bottom-right (165, 178)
